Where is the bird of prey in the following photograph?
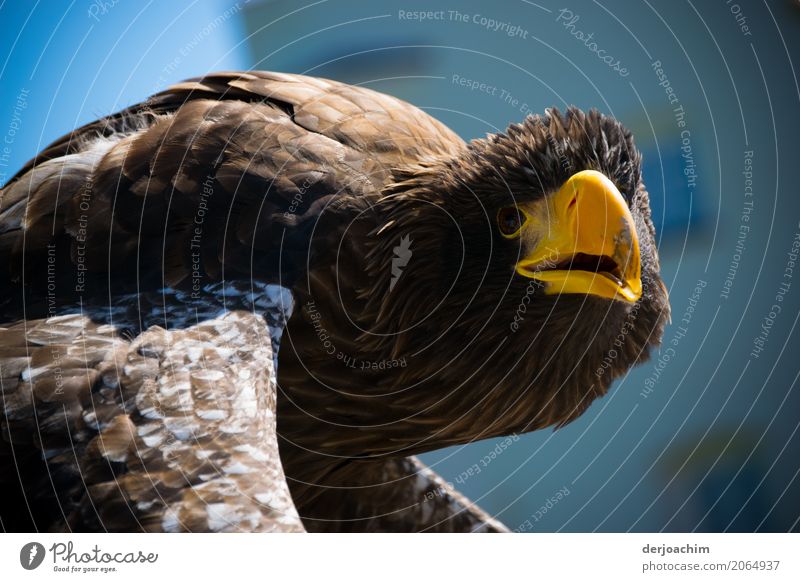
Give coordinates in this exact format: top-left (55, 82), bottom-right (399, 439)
top-left (0, 71), bottom-right (669, 532)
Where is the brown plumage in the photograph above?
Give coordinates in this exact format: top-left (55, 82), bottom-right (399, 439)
top-left (0, 70), bottom-right (669, 532)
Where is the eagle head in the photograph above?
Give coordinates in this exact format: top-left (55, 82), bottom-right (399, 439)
top-left (281, 107), bottom-right (670, 458)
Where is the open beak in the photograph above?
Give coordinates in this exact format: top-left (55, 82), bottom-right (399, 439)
top-left (514, 170), bottom-right (642, 303)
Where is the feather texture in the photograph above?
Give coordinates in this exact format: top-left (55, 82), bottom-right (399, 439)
top-left (0, 71), bottom-right (512, 533)
top-left (0, 70), bottom-right (667, 532)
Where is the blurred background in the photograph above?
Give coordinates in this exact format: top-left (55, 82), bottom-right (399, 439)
top-left (1, 0), bottom-right (798, 532)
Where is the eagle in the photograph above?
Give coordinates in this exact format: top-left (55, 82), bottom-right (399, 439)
top-left (0, 71), bottom-right (669, 532)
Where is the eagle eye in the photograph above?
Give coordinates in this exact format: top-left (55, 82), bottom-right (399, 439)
top-left (497, 206), bottom-right (527, 238)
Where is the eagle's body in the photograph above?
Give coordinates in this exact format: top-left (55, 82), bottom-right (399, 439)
top-left (0, 71), bottom-right (669, 532)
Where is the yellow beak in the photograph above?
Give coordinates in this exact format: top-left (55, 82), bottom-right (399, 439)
top-left (514, 170), bottom-right (642, 303)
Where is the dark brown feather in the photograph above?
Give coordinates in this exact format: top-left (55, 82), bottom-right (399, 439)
top-left (0, 71), bottom-right (668, 533)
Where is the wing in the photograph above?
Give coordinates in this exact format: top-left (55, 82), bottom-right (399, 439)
top-left (0, 283), bottom-right (304, 532)
top-left (298, 456), bottom-right (509, 533)
top-left (0, 71), bottom-right (465, 307)
top-left (11, 70), bottom-right (464, 180)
